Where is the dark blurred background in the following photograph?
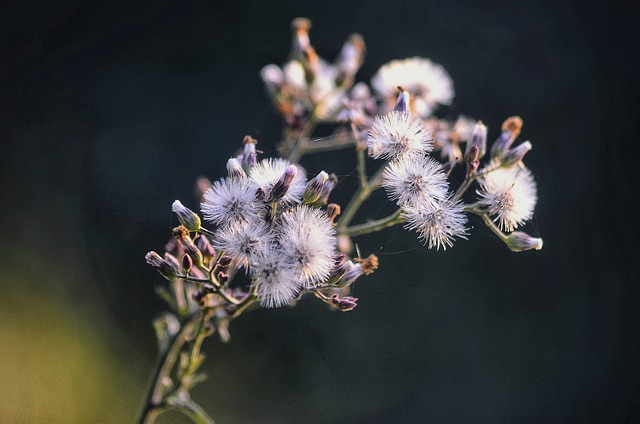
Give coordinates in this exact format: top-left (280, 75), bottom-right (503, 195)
top-left (1, 0), bottom-right (639, 422)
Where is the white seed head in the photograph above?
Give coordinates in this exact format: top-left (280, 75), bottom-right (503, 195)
top-left (402, 197), bottom-right (468, 250)
top-left (201, 177), bottom-right (261, 227)
top-left (477, 165), bottom-right (538, 232)
top-left (371, 57), bottom-right (454, 117)
top-left (250, 158), bottom-right (307, 205)
top-left (250, 250), bottom-right (302, 308)
top-left (277, 205), bottom-right (337, 286)
top-left (367, 111), bottom-right (433, 160)
top-left (212, 218), bottom-right (271, 269)
top-left (382, 156), bottom-right (449, 207)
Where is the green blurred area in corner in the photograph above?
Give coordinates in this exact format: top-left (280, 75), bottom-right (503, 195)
top-left (0, 274), bottom-right (143, 422)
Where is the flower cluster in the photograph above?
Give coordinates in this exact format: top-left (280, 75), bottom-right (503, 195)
top-left (140, 18), bottom-right (544, 424)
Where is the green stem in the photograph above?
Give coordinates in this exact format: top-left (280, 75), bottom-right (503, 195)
top-left (164, 398), bottom-right (216, 424)
top-left (467, 208), bottom-right (509, 243)
top-left (336, 164), bottom-right (386, 232)
top-left (138, 313), bottom-right (200, 424)
top-left (339, 209), bottom-right (404, 237)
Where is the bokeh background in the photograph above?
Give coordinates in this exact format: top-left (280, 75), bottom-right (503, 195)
top-left (1, 0), bottom-right (639, 422)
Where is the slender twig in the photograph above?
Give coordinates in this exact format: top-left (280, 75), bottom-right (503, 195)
top-left (336, 163), bottom-right (386, 232)
top-left (339, 209), bottom-right (404, 237)
top-left (138, 313), bottom-right (200, 424)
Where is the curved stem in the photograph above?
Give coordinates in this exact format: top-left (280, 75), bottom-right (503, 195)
top-left (339, 209), bottom-right (404, 237)
top-left (138, 313), bottom-right (200, 424)
top-left (336, 164), bottom-right (386, 232)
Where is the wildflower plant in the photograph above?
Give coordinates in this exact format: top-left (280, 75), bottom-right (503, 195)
top-left (140, 17), bottom-right (543, 423)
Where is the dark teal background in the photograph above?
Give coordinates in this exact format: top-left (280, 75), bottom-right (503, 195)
top-left (1, 0), bottom-right (639, 422)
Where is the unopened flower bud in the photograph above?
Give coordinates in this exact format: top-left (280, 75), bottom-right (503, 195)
top-left (314, 173), bottom-right (338, 206)
top-left (303, 171), bottom-right (329, 204)
top-left (181, 254), bottom-right (193, 275)
top-left (241, 136), bottom-right (258, 172)
top-left (291, 17), bottom-right (312, 56)
top-left (196, 235), bottom-right (215, 260)
top-left (491, 116), bottom-right (523, 159)
top-left (500, 141), bottom-right (532, 167)
top-left (172, 200), bottom-right (201, 232)
top-left (336, 33), bottom-right (365, 83)
top-left (467, 121), bottom-right (487, 159)
top-left (505, 231), bottom-right (543, 252)
top-left (393, 86), bottom-right (410, 113)
top-left (464, 144), bottom-right (479, 164)
top-left (326, 203), bottom-right (341, 225)
top-left (217, 272), bottom-right (230, 285)
top-left (173, 226), bottom-right (203, 268)
top-left (226, 157), bottom-right (246, 179)
top-left (330, 294), bottom-right (358, 312)
top-left (146, 251), bottom-right (178, 280)
top-left (270, 164), bottom-right (297, 201)
top-left (218, 256), bottom-right (233, 268)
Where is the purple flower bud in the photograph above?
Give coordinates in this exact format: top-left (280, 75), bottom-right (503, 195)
top-left (491, 116), bottom-right (523, 160)
top-left (466, 121), bottom-right (487, 160)
top-left (241, 136), bottom-right (258, 172)
top-left (303, 171), bottom-right (329, 204)
top-left (330, 294), bottom-right (358, 311)
top-left (506, 231), bottom-right (543, 252)
top-left (393, 87), bottom-right (410, 113)
top-left (217, 272), bottom-right (230, 285)
top-left (181, 254), bottom-right (193, 275)
top-left (314, 173), bottom-right (338, 206)
top-left (500, 141), bottom-right (532, 167)
top-left (172, 200), bottom-right (201, 232)
top-left (146, 251), bottom-right (178, 280)
top-left (196, 235), bottom-right (215, 260)
top-left (269, 164), bottom-right (297, 201)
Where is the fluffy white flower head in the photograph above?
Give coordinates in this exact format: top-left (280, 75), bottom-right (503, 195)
top-left (201, 177), bottom-right (260, 227)
top-left (250, 251), bottom-right (302, 308)
top-left (371, 57), bottom-right (454, 117)
top-left (477, 165), bottom-right (538, 232)
top-left (402, 198), bottom-right (468, 250)
top-left (367, 111), bottom-right (433, 160)
top-left (277, 205), bottom-right (336, 286)
top-left (382, 156), bottom-right (449, 207)
top-left (250, 158), bottom-right (307, 205)
top-left (212, 218), bottom-right (271, 269)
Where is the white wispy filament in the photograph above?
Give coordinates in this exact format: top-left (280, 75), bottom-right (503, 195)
top-left (367, 111), bottom-right (433, 160)
top-left (382, 156), bottom-right (449, 207)
top-left (477, 165), bottom-right (538, 232)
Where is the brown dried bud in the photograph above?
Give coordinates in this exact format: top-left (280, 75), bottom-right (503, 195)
top-left (326, 203), bottom-right (341, 225)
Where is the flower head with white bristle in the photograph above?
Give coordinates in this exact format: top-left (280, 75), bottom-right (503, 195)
top-left (382, 156), bottom-right (449, 207)
top-left (402, 197), bottom-right (468, 250)
top-left (477, 165), bottom-right (538, 232)
top-left (250, 250), bottom-right (302, 308)
top-left (201, 177), bottom-right (261, 227)
top-left (212, 218), bottom-right (272, 269)
top-left (277, 205), bottom-right (337, 286)
top-left (367, 111), bottom-right (433, 160)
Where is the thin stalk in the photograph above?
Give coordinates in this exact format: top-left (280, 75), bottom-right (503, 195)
top-left (138, 313), bottom-right (200, 424)
top-left (339, 209), bottom-right (404, 237)
top-left (164, 398), bottom-right (216, 424)
top-left (467, 208), bottom-right (509, 243)
top-left (336, 164), bottom-right (386, 232)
